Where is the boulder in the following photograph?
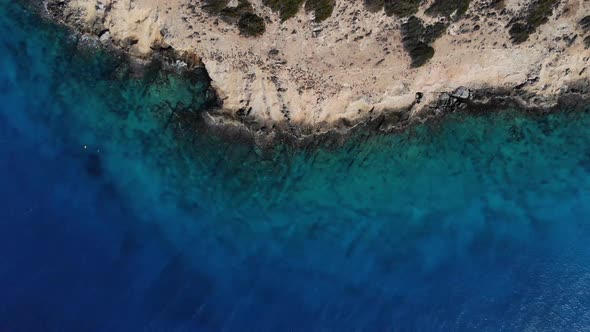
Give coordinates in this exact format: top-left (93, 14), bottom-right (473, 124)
top-left (452, 86), bottom-right (470, 100)
top-left (438, 92), bottom-right (456, 108)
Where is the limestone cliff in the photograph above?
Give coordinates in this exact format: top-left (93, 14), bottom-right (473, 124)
top-left (46, 0), bottom-right (590, 134)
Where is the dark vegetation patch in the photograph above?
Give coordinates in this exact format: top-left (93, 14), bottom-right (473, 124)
top-left (385, 0), bottom-right (423, 17)
top-left (401, 16), bottom-right (448, 67)
top-left (262, 0), bottom-right (335, 22)
top-left (305, 0), bottom-right (336, 22)
top-left (580, 16), bottom-right (590, 49)
top-left (262, 0), bottom-right (305, 21)
top-left (201, 0), bottom-right (265, 37)
top-left (490, 0), bottom-right (505, 8)
top-left (364, 0), bottom-right (384, 13)
top-left (363, 0), bottom-right (423, 17)
top-left (202, 0), bottom-right (253, 23)
top-left (579, 15), bottom-right (590, 33)
top-left (220, 0), bottom-right (254, 21)
top-left (201, 0), bottom-right (230, 15)
top-left (508, 0), bottom-right (559, 44)
top-left (238, 12), bottom-right (266, 36)
top-left (425, 0), bottom-right (472, 19)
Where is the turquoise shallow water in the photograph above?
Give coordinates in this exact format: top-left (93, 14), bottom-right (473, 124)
top-left (3, 1), bottom-right (590, 331)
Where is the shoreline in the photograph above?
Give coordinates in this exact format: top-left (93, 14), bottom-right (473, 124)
top-left (36, 0), bottom-right (590, 149)
top-left (200, 85), bottom-right (590, 150)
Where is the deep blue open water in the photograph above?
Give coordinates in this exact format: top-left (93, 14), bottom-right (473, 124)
top-left (3, 1), bottom-right (590, 331)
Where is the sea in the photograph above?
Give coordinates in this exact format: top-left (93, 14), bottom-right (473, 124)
top-left (2, 1), bottom-right (590, 331)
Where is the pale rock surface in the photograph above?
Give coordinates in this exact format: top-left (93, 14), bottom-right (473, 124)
top-left (52, 0), bottom-right (590, 130)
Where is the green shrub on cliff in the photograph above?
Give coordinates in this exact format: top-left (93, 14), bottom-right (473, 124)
top-left (364, 0), bottom-right (384, 12)
top-left (384, 0), bottom-right (423, 17)
top-left (201, 0), bottom-right (229, 15)
top-left (425, 0), bottom-right (471, 19)
top-left (263, 0), bottom-right (306, 21)
top-left (305, 0), bottom-right (336, 22)
top-left (263, 0), bottom-right (335, 22)
top-left (202, 0), bottom-right (265, 37)
top-left (238, 13), bottom-right (266, 37)
top-left (509, 0), bottom-right (559, 44)
top-left (401, 16), bottom-right (448, 67)
top-left (363, 0), bottom-right (424, 18)
top-left (220, 0), bottom-right (254, 21)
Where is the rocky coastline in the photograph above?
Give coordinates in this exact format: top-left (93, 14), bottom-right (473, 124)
top-left (41, 0), bottom-right (590, 147)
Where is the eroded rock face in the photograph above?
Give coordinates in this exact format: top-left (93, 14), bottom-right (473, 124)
top-left (47, 0), bottom-right (590, 132)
